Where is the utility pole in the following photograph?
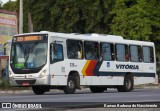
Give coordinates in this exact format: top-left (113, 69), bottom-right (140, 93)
top-left (19, 0), bottom-right (23, 34)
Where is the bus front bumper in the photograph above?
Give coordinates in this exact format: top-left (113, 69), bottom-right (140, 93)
top-left (10, 76), bottom-right (49, 86)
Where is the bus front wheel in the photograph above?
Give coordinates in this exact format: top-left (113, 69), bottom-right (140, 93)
top-left (117, 75), bottom-right (133, 92)
top-left (63, 76), bottom-right (76, 94)
top-left (32, 86), bottom-right (46, 95)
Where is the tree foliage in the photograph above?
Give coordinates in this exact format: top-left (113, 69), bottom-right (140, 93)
top-left (0, 1), bottom-right (2, 9)
top-left (110, 0), bottom-right (160, 41)
top-left (1, 0), bottom-right (160, 44)
top-left (23, 0), bottom-right (114, 34)
top-left (2, 1), bottom-right (17, 12)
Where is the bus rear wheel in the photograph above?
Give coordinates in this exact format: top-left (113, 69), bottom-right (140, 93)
top-left (117, 75), bottom-right (133, 92)
top-left (90, 86), bottom-right (106, 93)
top-left (63, 76), bottom-right (76, 94)
top-left (32, 86), bottom-right (46, 95)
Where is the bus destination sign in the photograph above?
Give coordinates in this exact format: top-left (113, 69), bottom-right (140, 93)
top-left (14, 35), bottom-right (45, 42)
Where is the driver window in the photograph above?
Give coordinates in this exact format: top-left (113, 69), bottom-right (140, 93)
top-left (50, 43), bottom-right (63, 63)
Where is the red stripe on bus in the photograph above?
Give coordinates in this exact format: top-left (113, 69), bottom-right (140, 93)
top-left (85, 60), bottom-right (98, 76)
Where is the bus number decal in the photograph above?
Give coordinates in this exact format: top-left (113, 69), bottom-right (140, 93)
top-left (70, 63), bottom-right (77, 67)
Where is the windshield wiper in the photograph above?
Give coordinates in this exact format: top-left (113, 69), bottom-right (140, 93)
top-left (24, 42), bottom-right (39, 67)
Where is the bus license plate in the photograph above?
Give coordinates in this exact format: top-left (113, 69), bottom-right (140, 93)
top-left (22, 82), bottom-right (29, 86)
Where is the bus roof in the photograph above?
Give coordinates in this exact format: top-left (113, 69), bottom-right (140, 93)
top-left (14, 31), bottom-right (154, 46)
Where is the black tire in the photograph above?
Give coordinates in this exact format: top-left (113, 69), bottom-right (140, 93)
top-left (63, 76), bottom-right (76, 94)
top-left (90, 86), bottom-right (106, 93)
top-left (117, 75), bottom-right (133, 92)
top-left (117, 86), bottom-right (124, 92)
top-left (32, 86), bottom-right (45, 95)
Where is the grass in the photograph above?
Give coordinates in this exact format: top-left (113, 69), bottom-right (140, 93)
top-left (0, 77), bottom-right (11, 90)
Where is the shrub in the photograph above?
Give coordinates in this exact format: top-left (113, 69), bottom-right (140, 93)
top-left (0, 77), bottom-right (11, 90)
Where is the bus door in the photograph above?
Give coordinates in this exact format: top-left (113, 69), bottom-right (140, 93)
top-left (49, 38), bottom-right (66, 85)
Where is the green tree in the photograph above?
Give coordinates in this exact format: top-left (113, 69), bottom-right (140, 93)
top-left (22, 0), bottom-right (115, 34)
top-left (2, 1), bottom-right (17, 12)
top-left (110, 0), bottom-right (160, 42)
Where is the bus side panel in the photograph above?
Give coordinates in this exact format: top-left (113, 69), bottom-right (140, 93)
top-left (101, 76), bottom-right (123, 85)
top-left (80, 60), bottom-right (124, 86)
top-left (80, 76), bottom-right (92, 85)
top-left (51, 75), bottom-right (67, 85)
top-left (50, 61), bottom-right (68, 85)
top-left (143, 63), bottom-right (156, 73)
top-left (134, 77), bottom-right (156, 85)
top-left (80, 76), bottom-right (124, 86)
top-left (91, 76), bottom-right (101, 85)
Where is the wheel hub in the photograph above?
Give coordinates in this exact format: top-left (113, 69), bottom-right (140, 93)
top-left (126, 79), bottom-right (131, 89)
top-left (68, 80), bottom-right (74, 89)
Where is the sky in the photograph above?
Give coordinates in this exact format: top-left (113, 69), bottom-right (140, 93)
top-left (0, 0), bottom-right (17, 4)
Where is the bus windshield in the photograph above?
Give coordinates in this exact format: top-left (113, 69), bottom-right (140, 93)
top-left (10, 34), bottom-right (48, 73)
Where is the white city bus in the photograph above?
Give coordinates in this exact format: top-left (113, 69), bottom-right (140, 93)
top-left (9, 31), bottom-right (157, 95)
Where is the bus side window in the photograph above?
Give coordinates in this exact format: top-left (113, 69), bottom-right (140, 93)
top-left (143, 46), bottom-right (154, 63)
top-left (84, 41), bottom-right (99, 60)
top-left (67, 40), bottom-right (83, 59)
top-left (130, 45), bottom-right (142, 62)
top-left (116, 44), bottom-right (128, 62)
top-left (50, 43), bottom-right (63, 63)
top-left (100, 43), bottom-right (114, 61)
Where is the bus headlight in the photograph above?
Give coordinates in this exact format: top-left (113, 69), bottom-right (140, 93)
top-left (39, 70), bottom-right (46, 78)
top-left (9, 71), bottom-right (13, 78)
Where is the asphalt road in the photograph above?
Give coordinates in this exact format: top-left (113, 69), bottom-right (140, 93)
top-left (0, 88), bottom-right (160, 110)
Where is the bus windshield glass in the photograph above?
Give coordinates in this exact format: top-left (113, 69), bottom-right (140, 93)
top-left (10, 34), bottom-right (48, 73)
